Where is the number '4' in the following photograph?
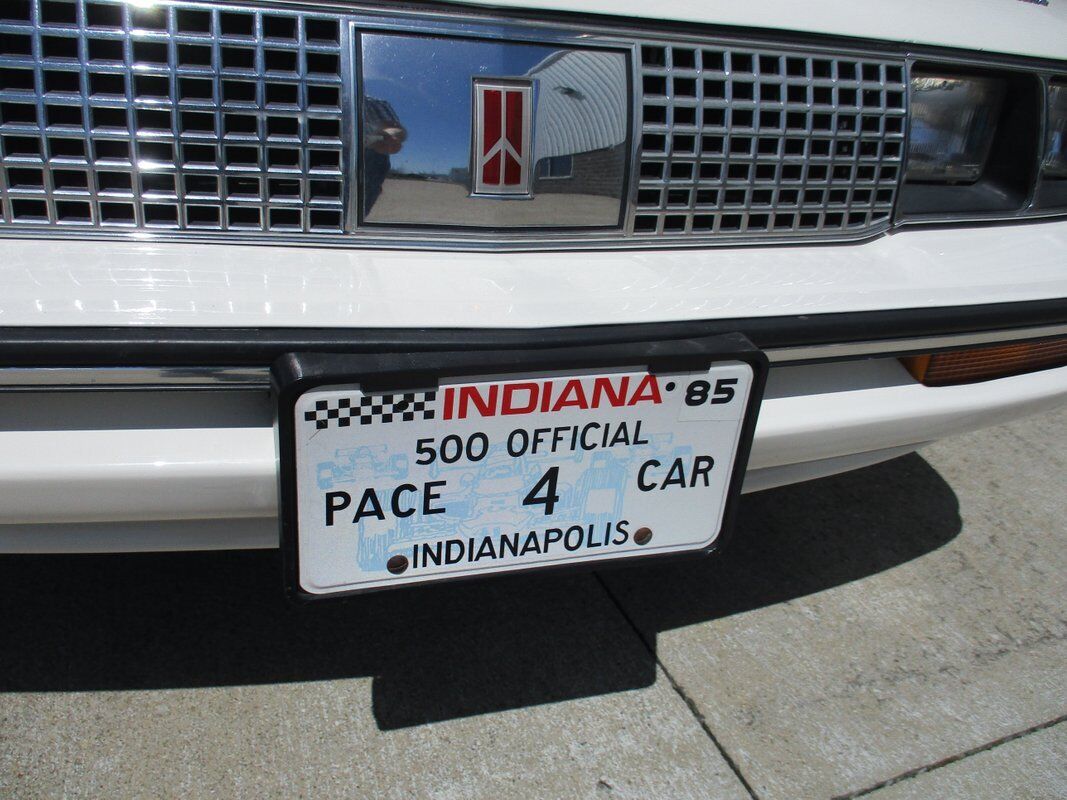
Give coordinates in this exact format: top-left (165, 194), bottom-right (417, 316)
top-left (523, 466), bottom-right (560, 516)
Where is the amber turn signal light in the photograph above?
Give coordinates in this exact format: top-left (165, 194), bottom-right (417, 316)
top-left (902, 337), bottom-right (1067, 386)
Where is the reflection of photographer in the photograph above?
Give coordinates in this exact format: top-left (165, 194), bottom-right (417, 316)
top-left (364, 98), bottom-right (407, 211)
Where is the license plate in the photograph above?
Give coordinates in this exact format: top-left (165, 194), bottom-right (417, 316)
top-left (275, 339), bottom-right (764, 598)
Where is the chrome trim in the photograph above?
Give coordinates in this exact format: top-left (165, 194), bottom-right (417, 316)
top-left (1, 0), bottom-right (1064, 249)
top-left (0, 0), bottom-right (348, 234)
top-left (2, 323), bottom-right (1066, 389)
top-left (0, 365), bottom-right (270, 389)
top-left (630, 42), bottom-right (907, 239)
top-left (1, 0), bottom-right (915, 250)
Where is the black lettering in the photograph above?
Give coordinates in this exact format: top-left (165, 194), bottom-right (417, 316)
top-left (544, 527), bottom-right (563, 552)
top-left (608, 423), bottom-right (630, 447)
top-left (467, 432), bottom-right (489, 461)
top-left (474, 536), bottom-right (497, 561)
top-left (691, 455), bottom-right (715, 487)
top-left (532, 427), bottom-right (550, 454)
top-left (564, 525), bottom-right (585, 551)
top-left (498, 531), bottom-right (520, 558)
top-left (632, 420), bottom-right (648, 445)
top-left (523, 467), bottom-right (560, 515)
top-left (686, 380), bottom-right (711, 406)
top-left (637, 460), bottom-right (660, 491)
top-left (519, 530), bottom-right (542, 556)
top-left (662, 458), bottom-right (686, 489)
top-left (612, 519), bottom-right (630, 545)
top-left (711, 378), bottom-right (738, 404)
top-left (391, 483), bottom-right (417, 517)
top-left (444, 539), bottom-right (465, 564)
top-left (423, 480), bottom-right (446, 515)
top-left (440, 434), bottom-right (463, 464)
top-left (421, 541), bottom-right (442, 566)
top-left (551, 426), bottom-right (567, 453)
top-left (352, 488), bottom-right (385, 523)
top-left (325, 491), bottom-right (350, 526)
top-left (587, 522), bottom-right (603, 548)
top-left (507, 428), bottom-right (529, 457)
top-left (580, 422), bottom-right (600, 450)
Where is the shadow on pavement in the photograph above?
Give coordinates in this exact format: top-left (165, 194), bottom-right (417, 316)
top-left (0, 453), bottom-right (960, 729)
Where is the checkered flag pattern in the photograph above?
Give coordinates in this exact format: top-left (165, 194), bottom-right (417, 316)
top-left (304, 391), bottom-right (437, 429)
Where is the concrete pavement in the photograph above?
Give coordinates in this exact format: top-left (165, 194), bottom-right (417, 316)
top-left (1, 406), bottom-right (1064, 799)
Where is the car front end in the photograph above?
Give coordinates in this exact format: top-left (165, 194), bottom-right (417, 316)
top-left (1, 0), bottom-right (1065, 594)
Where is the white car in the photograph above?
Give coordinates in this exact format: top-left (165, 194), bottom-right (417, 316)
top-left (0, 0), bottom-right (1065, 597)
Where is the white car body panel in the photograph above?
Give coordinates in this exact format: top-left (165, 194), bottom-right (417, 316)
top-left (464, 0), bottom-right (1067, 62)
top-left (2, 361), bottom-right (1066, 551)
top-left (0, 0), bottom-right (1065, 553)
top-left (2, 220), bottom-right (1066, 328)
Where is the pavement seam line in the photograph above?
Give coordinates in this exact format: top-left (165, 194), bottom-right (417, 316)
top-left (836, 712), bottom-right (1067, 799)
top-left (593, 572), bottom-right (762, 800)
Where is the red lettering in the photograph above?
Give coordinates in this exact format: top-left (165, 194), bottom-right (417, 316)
top-left (591, 376), bottom-right (629, 408)
top-left (502, 382), bottom-right (539, 415)
top-left (551, 379), bottom-right (589, 412)
top-left (540, 380), bottom-right (553, 412)
top-left (444, 374), bottom-right (661, 421)
top-left (628, 374), bottom-right (662, 406)
top-left (457, 385), bottom-right (499, 419)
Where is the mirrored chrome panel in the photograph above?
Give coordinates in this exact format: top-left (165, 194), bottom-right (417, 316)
top-left (359, 33), bottom-right (629, 228)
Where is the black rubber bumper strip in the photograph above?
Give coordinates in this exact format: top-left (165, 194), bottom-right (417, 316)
top-left (1, 298), bottom-right (1065, 368)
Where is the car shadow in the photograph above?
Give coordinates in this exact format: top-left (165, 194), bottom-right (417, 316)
top-left (0, 453), bottom-right (961, 730)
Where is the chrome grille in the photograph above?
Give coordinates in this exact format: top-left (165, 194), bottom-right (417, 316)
top-left (633, 43), bottom-right (907, 238)
top-left (0, 0), bottom-right (345, 233)
top-left (0, 2), bottom-right (920, 248)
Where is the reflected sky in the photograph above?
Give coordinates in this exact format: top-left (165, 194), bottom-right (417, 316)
top-left (361, 34), bottom-right (561, 175)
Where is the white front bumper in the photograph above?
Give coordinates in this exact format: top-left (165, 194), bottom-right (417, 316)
top-left (3, 214), bottom-right (1067, 551)
top-left (2, 359), bottom-right (1065, 552)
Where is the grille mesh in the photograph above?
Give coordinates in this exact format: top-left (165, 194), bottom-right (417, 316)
top-left (0, 0), bottom-right (345, 233)
top-left (633, 43), bottom-right (907, 238)
top-left (1, 2), bottom-right (915, 245)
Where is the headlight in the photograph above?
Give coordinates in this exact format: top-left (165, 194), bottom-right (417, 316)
top-left (906, 74), bottom-right (1005, 183)
top-left (1044, 81), bottom-right (1067, 179)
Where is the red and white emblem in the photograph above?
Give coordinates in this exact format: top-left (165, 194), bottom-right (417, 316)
top-left (472, 80), bottom-right (533, 196)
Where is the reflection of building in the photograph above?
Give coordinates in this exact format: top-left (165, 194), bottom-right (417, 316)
top-left (360, 36), bottom-right (627, 226)
top-left (526, 51), bottom-right (628, 198)
top-left (534, 146), bottom-right (625, 197)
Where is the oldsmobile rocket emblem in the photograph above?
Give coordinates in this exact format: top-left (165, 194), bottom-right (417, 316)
top-left (360, 33), bottom-right (627, 226)
top-left (471, 79), bottom-right (534, 196)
